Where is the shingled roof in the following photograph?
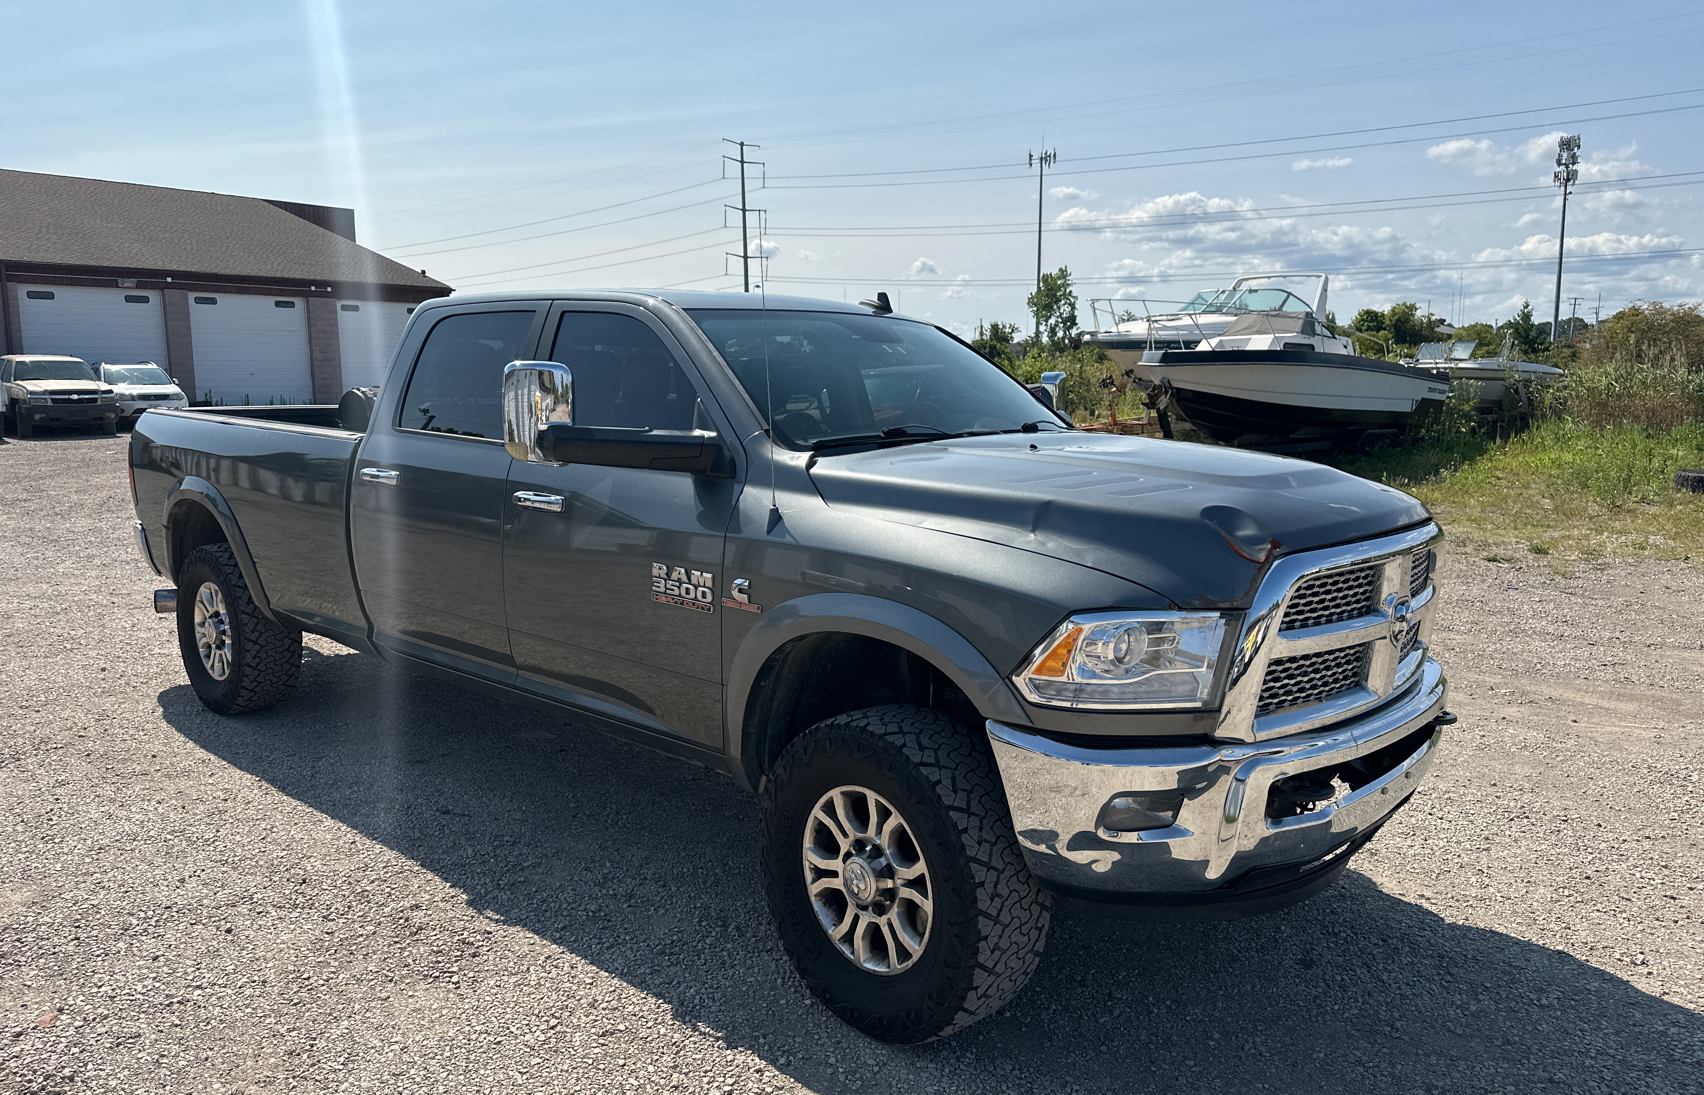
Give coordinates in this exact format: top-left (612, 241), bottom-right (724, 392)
top-left (0, 168), bottom-right (449, 293)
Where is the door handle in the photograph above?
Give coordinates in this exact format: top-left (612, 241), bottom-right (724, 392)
top-left (513, 491), bottom-right (565, 513)
top-left (360, 468), bottom-right (400, 485)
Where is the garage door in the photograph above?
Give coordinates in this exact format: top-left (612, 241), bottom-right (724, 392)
top-left (188, 293), bottom-right (311, 405)
top-left (336, 300), bottom-right (415, 390)
top-left (18, 285), bottom-right (169, 366)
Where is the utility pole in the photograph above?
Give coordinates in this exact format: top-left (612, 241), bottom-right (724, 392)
top-left (1566, 296), bottom-right (1585, 341)
top-left (723, 139), bottom-right (764, 292)
top-left (1593, 293), bottom-right (1602, 326)
top-left (1028, 147), bottom-right (1057, 341)
top-left (1551, 134), bottom-right (1581, 343)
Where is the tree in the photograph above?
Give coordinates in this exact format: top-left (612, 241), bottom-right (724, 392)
top-left (971, 320), bottom-right (1021, 370)
top-left (1385, 302), bottom-right (1440, 348)
top-left (1027, 267), bottom-right (1079, 354)
top-left (1350, 308), bottom-right (1386, 332)
top-left (1498, 301), bottom-right (1551, 360)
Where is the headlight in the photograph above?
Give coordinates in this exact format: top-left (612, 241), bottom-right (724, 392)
top-left (1014, 611), bottom-right (1226, 710)
top-left (28, 394), bottom-right (52, 404)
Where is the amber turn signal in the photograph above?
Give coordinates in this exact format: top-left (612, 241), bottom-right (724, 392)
top-left (1030, 626), bottom-right (1081, 678)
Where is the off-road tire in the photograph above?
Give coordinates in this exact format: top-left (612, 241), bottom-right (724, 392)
top-left (176, 543), bottom-right (301, 715)
top-left (760, 705), bottom-right (1050, 1043)
top-left (99, 416), bottom-right (118, 435)
top-left (13, 413), bottom-right (31, 439)
top-left (1677, 469), bottom-right (1704, 494)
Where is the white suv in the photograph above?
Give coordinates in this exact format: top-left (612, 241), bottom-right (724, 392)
top-left (93, 362), bottom-right (189, 425)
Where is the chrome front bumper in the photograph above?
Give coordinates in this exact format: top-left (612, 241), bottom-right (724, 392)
top-left (987, 657), bottom-right (1447, 897)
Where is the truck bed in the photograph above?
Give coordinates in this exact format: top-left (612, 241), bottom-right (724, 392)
top-left (130, 407), bottom-right (369, 648)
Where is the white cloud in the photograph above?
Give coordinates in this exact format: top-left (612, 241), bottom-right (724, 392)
top-left (1050, 186), bottom-right (1096, 201)
top-left (745, 237), bottom-right (779, 258)
top-left (939, 274), bottom-right (976, 300)
top-left (1292, 156), bottom-right (1352, 172)
top-left (903, 256), bottom-right (938, 278)
top-left (1426, 131), bottom-right (1565, 176)
top-left (1471, 230), bottom-right (1683, 263)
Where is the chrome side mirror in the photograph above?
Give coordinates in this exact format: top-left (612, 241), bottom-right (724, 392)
top-left (502, 361), bottom-right (573, 463)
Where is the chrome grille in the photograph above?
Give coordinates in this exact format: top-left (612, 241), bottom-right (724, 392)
top-left (1257, 644), bottom-right (1370, 715)
top-left (1409, 548), bottom-right (1431, 598)
top-left (1279, 565), bottom-right (1379, 631)
top-left (50, 394), bottom-right (98, 405)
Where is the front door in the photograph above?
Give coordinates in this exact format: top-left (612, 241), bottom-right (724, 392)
top-left (503, 304), bottom-right (742, 747)
top-left (350, 306), bottom-right (543, 680)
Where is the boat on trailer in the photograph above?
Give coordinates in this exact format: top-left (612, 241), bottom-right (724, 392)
top-left (1081, 272), bottom-right (1332, 383)
top-left (1141, 304), bottom-right (1450, 449)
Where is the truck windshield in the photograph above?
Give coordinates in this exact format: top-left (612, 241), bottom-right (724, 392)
top-left (685, 310), bottom-right (1066, 449)
top-left (13, 359), bottom-right (95, 382)
top-left (101, 365), bottom-right (171, 385)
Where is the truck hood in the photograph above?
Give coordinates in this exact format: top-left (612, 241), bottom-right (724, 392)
top-left (11, 379), bottom-right (107, 395)
top-left (807, 432), bottom-right (1429, 607)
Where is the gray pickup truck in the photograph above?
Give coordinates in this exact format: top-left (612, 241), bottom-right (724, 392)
top-left (128, 289), bottom-right (1453, 1042)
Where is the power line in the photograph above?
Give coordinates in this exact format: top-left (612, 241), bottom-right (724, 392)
top-left (391, 191), bottom-right (737, 260)
top-left (757, 246), bottom-right (1704, 288)
top-left (758, 15), bottom-right (1704, 151)
top-left (451, 238), bottom-right (737, 287)
top-left (762, 101), bottom-right (1704, 190)
top-left (387, 177), bottom-right (724, 252)
top-left (755, 174), bottom-right (1704, 240)
top-left (764, 88), bottom-right (1704, 181)
top-left (448, 227), bottom-right (728, 282)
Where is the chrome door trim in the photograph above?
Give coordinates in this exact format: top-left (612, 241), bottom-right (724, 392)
top-left (359, 467), bottom-right (400, 485)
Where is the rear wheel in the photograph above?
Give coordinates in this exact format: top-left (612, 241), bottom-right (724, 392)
top-left (1677, 469), bottom-right (1704, 494)
top-left (760, 705), bottom-right (1050, 1043)
top-left (175, 543), bottom-right (301, 714)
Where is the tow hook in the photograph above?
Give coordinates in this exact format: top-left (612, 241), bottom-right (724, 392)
top-left (1432, 710), bottom-right (1458, 727)
top-left (154, 589), bottom-right (177, 615)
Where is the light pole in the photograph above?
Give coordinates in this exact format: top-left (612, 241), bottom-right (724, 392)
top-left (1551, 134), bottom-right (1580, 343)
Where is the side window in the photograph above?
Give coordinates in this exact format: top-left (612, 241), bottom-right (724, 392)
top-left (397, 310), bottom-right (535, 439)
top-left (549, 312), bottom-right (698, 431)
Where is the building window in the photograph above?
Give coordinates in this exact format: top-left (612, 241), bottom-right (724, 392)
top-left (124, 294), bottom-right (150, 304)
top-left (25, 290), bottom-right (54, 300)
top-left (340, 303), bottom-right (360, 312)
top-left (274, 300), bottom-right (297, 309)
top-left (194, 296), bottom-right (218, 305)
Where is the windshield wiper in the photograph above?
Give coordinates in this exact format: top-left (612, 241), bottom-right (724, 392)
top-left (808, 424), bottom-right (960, 451)
top-left (997, 420), bottom-right (1070, 434)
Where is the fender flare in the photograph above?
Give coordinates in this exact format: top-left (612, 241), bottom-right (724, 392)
top-left (162, 477), bottom-right (285, 627)
top-left (724, 592), bottom-right (1030, 787)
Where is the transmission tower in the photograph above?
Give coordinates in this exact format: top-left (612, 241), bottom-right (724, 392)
top-left (1551, 134), bottom-right (1581, 342)
top-left (723, 139), bottom-right (765, 292)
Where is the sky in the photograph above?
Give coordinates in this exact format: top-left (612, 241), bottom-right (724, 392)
top-left (7, 0), bottom-right (1704, 336)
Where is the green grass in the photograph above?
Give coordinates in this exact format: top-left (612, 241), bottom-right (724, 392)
top-left (1331, 420), bottom-right (1704, 565)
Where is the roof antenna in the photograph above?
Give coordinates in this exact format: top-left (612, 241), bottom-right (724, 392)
top-left (858, 291), bottom-right (893, 315)
top-left (760, 279), bottom-right (782, 535)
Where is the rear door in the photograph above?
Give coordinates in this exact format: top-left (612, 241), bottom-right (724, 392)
top-left (502, 303), bottom-right (743, 747)
top-left (350, 305), bottom-right (545, 681)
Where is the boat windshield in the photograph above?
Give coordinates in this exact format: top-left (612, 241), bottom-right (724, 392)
top-left (685, 309), bottom-right (1067, 450)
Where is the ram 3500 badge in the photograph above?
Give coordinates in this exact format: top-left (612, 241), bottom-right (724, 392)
top-left (128, 289), bottom-right (1453, 1043)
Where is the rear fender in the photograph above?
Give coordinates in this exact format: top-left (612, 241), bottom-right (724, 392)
top-left (725, 592), bottom-right (1029, 789)
top-left (162, 477), bottom-right (284, 627)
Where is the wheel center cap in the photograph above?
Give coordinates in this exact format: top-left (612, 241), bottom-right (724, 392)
top-left (844, 857), bottom-right (878, 905)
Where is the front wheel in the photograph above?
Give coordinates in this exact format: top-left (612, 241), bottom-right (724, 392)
top-left (175, 543), bottom-right (302, 714)
top-left (760, 706), bottom-right (1050, 1043)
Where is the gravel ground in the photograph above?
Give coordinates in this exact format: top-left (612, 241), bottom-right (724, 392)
top-left (2, 431), bottom-right (1701, 1095)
